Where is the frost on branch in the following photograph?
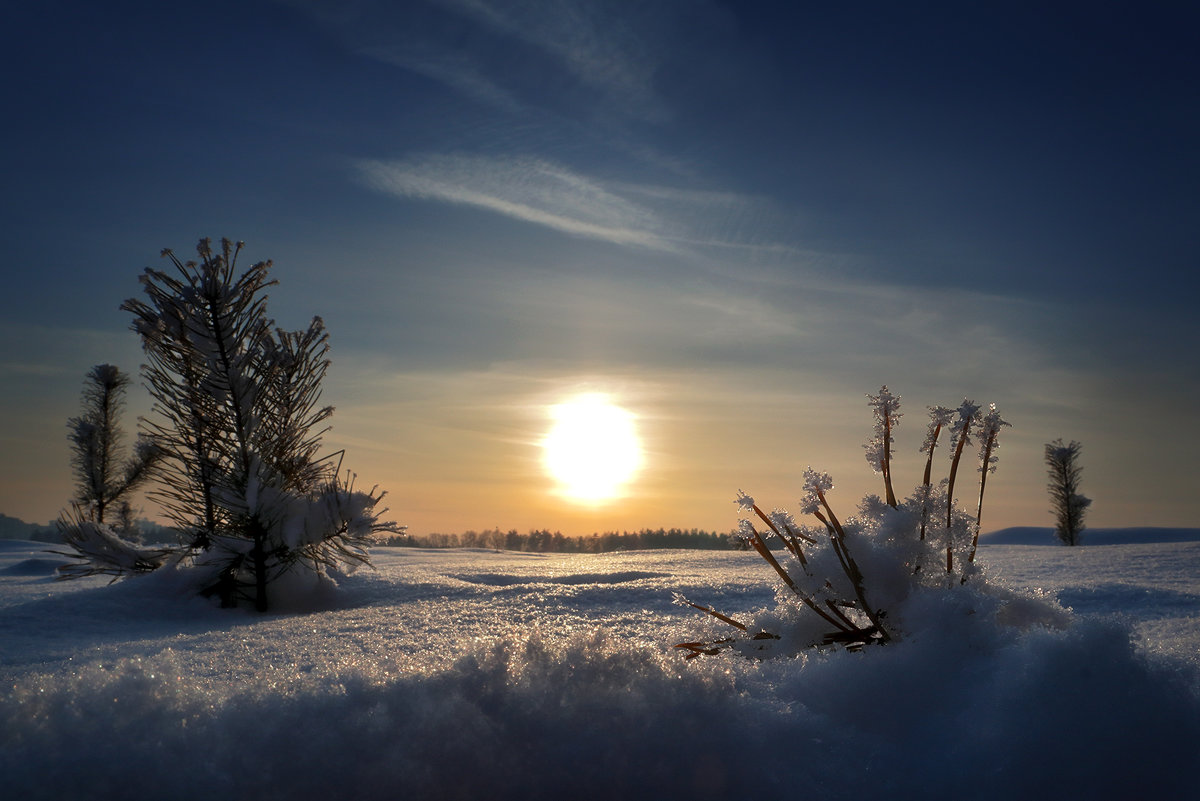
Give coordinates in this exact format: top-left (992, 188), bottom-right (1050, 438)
top-left (965, 404), bottom-right (1011, 564)
top-left (675, 387), bottom-right (1051, 661)
top-left (55, 504), bottom-right (174, 580)
top-left (864, 385), bottom-right (902, 507)
top-left (942, 399), bottom-right (983, 571)
top-left (799, 468), bottom-right (833, 515)
top-left (917, 405), bottom-right (955, 541)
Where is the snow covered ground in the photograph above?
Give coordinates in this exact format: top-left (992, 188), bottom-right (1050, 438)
top-left (3, 529), bottom-right (1199, 800)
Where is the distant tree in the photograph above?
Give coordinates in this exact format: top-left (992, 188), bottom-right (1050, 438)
top-left (65, 364), bottom-right (159, 527)
top-left (1045, 439), bottom-right (1091, 546)
top-left (112, 500), bottom-right (142, 543)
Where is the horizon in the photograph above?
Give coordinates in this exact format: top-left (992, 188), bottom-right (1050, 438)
top-left (5, 507), bottom-right (1199, 544)
top-left (2, 2), bottom-right (1198, 536)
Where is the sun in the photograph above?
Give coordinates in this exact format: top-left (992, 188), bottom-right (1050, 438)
top-left (542, 394), bottom-right (643, 503)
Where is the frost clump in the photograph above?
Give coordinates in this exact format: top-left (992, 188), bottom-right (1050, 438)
top-left (676, 386), bottom-right (1065, 660)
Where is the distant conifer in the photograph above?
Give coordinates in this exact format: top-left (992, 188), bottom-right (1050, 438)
top-left (1045, 439), bottom-right (1090, 546)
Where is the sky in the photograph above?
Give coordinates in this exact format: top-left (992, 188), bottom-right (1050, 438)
top-left (1, 0), bottom-right (1197, 536)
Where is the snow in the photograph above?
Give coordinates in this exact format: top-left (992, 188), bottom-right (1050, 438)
top-left (2, 533), bottom-right (1199, 799)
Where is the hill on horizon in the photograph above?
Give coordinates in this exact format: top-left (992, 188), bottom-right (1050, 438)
top-left (981, 526), bottom-right (1200, 546)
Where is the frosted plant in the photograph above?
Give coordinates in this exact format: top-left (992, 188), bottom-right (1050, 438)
top-left (676, 387), bottom-right (1013, 660)
top-left (59, 238), bottom-right (402, 610)
top-left (917, 405), bottom-right (954, 541)
top-left (966, 404), bottom-right (1010, 564)
top-left (864, 385), bottom-right (902, 507)
top-left (943, 399), bottom-right (981, 572)
top-left (919, 405), bottom-right (955, 484)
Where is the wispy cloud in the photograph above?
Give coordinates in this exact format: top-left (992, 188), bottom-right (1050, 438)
top-left (356, 154), bottom-right (679, 250)
top-left (360, 45), bottom-right (522, 113)
top-left (277, 0), bottom-right (671, 121)
top-left (353, 152), bottom-right (806, 258)
top-left (434, 0), bottom-right (667, 121)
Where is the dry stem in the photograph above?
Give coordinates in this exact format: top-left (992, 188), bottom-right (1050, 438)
top-left (813, 493), bottom-right (890, 642)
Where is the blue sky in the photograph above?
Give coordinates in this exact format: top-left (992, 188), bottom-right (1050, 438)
top-left (2, 1), bottom-right (1197, 535)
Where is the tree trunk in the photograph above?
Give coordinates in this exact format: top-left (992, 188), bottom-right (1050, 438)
top-left (251, 518), bottom-right (269, 613)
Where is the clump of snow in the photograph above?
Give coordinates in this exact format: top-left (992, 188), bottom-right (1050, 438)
top-left (55, 517), bottom-right (174, 578)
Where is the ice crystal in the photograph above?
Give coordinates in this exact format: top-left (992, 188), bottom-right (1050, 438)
top-left (920, 405), bottom-right (955, 454)
top-left (977, 404), bottom-right (1010, 474)
top-left (800, 468), bottom-right (833, 515)
top-left (864, 385), bottom-right (902, 472)
top-left (949, 399), bottom-right (982, 449)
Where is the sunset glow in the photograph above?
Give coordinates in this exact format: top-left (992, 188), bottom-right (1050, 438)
top-left (1, 3), bottom-right (1196, 537)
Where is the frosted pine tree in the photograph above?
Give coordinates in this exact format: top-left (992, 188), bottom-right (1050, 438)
top-left (112, 238), bottom-right (399, 610)
top-left (65, 364), bottom-right (159, 526)
top-left (57, 364), bottom-right (166, 578)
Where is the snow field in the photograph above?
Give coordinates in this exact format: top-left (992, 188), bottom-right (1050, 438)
top-left (2, 535), bottom-right (1199, 800)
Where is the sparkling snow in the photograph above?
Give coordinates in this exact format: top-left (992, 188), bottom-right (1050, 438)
top-left (2, 530), bottom-right (1198, 799)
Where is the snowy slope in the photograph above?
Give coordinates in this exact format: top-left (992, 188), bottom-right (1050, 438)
top-left (2, 534), bottom-right (1198, 800)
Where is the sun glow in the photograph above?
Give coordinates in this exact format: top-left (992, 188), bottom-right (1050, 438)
top-left (542, 394), bottom-right (643, 503)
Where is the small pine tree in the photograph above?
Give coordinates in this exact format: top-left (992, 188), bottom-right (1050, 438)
top-left (66, 364), bottom-right (159, 525)
top-left (59, 238), bottom-right (402, 608)
top-left (1045, 439), bottom-right (1090, 546)
top-left (118, 237), bottom-right (400, 610)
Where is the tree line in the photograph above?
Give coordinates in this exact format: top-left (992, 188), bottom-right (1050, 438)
top-left (381, 527), bottom-right (739, 553)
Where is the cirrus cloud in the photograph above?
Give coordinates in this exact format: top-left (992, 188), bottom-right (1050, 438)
top-left (356, 154), bottom-right (679, 250)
